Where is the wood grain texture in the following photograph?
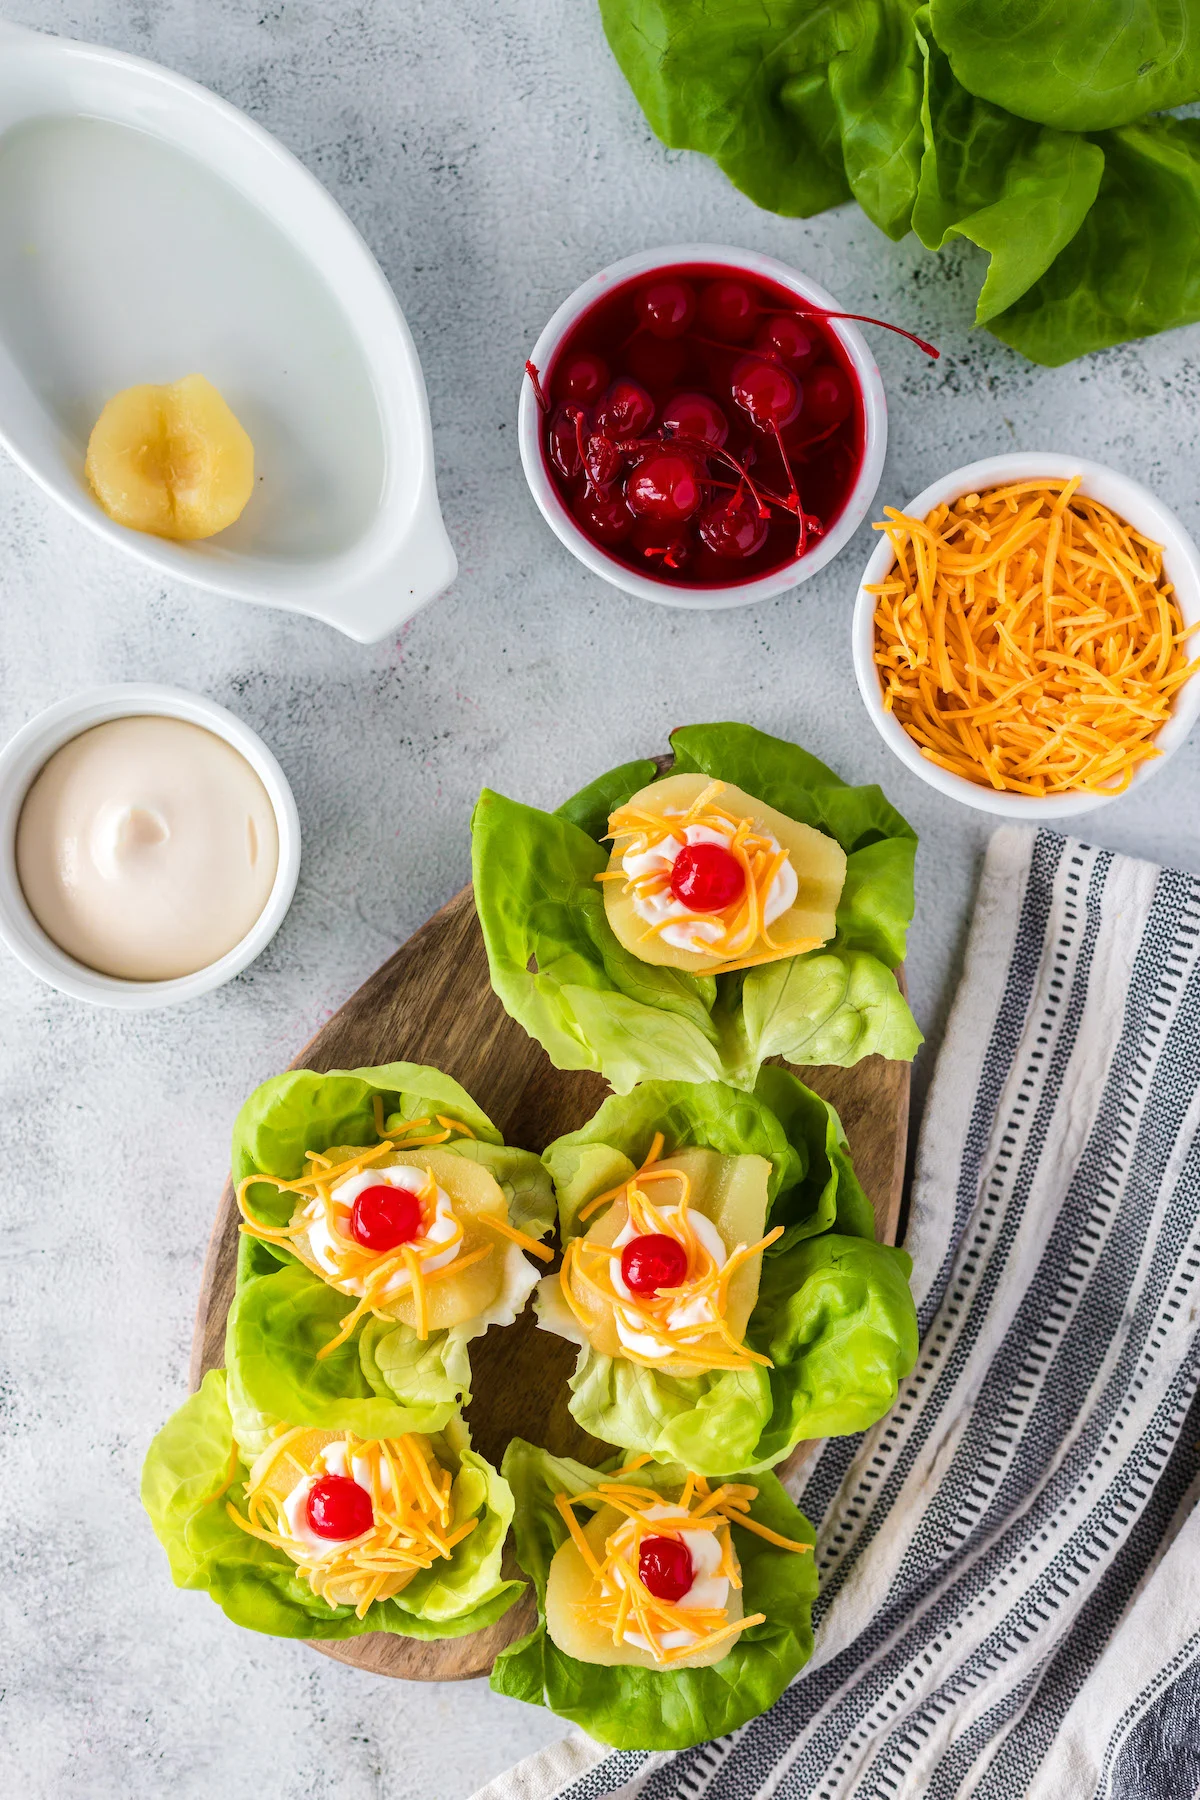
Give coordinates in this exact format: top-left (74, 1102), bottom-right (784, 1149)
top-left (191, 886), bottom-right (908, 1682)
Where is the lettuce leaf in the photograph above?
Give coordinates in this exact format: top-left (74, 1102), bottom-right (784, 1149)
top-left (747, 1232), bottom-right (919, 1466)
top-left (142, 1369), bottom-right (522, 1640)
top-left (538, 1079), bottom-right (917, 1472)
top-left (491, 1438), bottom-right (818, 1750)
top-left (989, 116), bottom-right (1200, 365)
top-left (929, 0), bottom-right (1200, 133)
top-left (598, 0), bottom-right (925, 238)
top-left (228, 1064), bottom-right (552, 1432)
top-left (473, 724), bottom-right (920, 1093)
top-left (911, 9), bottom-right (1104, 324)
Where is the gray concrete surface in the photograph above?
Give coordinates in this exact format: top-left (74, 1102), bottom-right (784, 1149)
top-left (1, 3), bottom-right (1198, 1796)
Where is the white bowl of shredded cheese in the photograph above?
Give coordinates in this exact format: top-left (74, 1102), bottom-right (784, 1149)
top-left (851, 452), bottom-right (1200, 819)
top-left (0, 684), bottom-right (300, 1007)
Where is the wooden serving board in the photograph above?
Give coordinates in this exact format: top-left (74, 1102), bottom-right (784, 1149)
top-left (191, 887), bottom-right (908, 1682)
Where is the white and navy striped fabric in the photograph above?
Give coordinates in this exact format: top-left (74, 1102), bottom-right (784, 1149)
top-left (476, 826), bottom-right (1200, 1800)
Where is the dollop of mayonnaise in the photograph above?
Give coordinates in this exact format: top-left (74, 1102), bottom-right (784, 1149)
top-left (15, 715), bottom-right (278, 980)
top-left (609, 1503), bottom-right (730, 1652)
top-left (609, 1206), bottom-right (727, 1358)
top-left (622, 816), bottom-right (797, 954)
top-left (304, 1164), bottom-right (460, 1295)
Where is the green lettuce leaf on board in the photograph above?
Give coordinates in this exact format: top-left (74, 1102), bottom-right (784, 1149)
top-left (597, 0), bottom-right (1200, 363)
top-left (537, 1078), bottom-right (918, 1473)
top-left (472, 723), bottom-right (920, 1095)
top-left (141, 1369), bottom-right (522, 1640)
top-left (490, 1438), bottom-right (819, 1749)
top-left (229, 1064), bottom-right (554, 1435)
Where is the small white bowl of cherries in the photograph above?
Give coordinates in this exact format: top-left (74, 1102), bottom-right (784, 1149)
top-left (518, 244), bottom-right (937, 610)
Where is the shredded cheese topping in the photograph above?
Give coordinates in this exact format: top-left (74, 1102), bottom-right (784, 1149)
top-left (556, 1469), bottom-right (811, 1665)
top-left (598, 781), bottom-right (821, 974)
top-left (561, 1134), bottom-right (782, 1372)
top-left (869, 478), bottom-right (1199, 796)
top-left (227, 1427), bottom-right (477, 1618)
top-left (236, 1111), bottom-right (548, 1354)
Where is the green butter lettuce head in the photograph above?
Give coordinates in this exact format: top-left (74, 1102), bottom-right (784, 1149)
top-left (929, 0), bottom-right (1200, 133)
top-left (141, 1369), bottom-right (522, 1641)
top-left (491, 1438), bottom-right (819, 1750)
top-left (537, 1077), bottom-right (915, 1473)
top-left (472, 723), bottom-right (920, 1094)
top-left (228, 1063), bottom-right (554, 1435)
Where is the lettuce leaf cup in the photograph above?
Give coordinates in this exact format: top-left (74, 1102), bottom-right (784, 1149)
top-left (141, 1368), bottom-right (522, 1640)
top-left (472, 722), bottom-right (921, 1095)
top-left (490, 1438), bottom-right (818, 1750)
top-left (229, 1063), bottom-right (555, 1441)
top-left (536, 1077), bottom-right (919, 1475)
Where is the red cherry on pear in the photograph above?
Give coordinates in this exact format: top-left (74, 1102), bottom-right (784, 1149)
top-left (638, 1534), bottom-right (694, 1602)
top-left (698, 491), bottom-right (769, 561)
top-left (595, 378), bottom-right (655, 437)
top-left (698, 277), bottom-right (757, 342)
top-left (350, 1184), bottom-right (423, 1252)
top-left (731, 357), bottom-right (802, 430)
top-left (754, 314), bottom-right (821, 371)
top-left (558, 352), bottom-right (608, 404)
top-left (621, 1232), bottom-right (689, 1295)
top-left (670, 841), bottom-right (746, 909)
top-left (661, 391), bottom-right (729, 447)
top-left (625, 451), bottom-right (705, 524)
top-left (636, 278), bottom-right (697, 339)
top-left (575, 488), bottom-right (634, 545)
top-left (306, 1473), bottom-right (374, 1541)
top-left (804, 364), bottom-right (855, 428)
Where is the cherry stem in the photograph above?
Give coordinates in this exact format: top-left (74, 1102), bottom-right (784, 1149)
top-left (794, 310), bottom-right (939, 359)
top-left (525, 359), bottom-right (551, 413)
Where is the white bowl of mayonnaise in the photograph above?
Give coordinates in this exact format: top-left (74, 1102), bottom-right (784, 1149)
top-left (0, 684), bottom-right (300, 1008)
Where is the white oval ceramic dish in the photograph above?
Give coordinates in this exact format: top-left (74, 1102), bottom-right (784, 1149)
top-left (0, 685), bottom-right (301, 1008)
top-left (852, 452), bottom-right (1200, 819)
top-left (0, 21), bottom-right (455, 643)
top-left (517, 245), bottom-right (887, 610)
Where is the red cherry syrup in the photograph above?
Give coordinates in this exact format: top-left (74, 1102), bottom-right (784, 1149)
top-left (531, 264), bottom-right (930, 588)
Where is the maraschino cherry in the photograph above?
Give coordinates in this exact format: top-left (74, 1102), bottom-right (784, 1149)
top-left (731, 357), bottom-right (802, 430)
top-left (575, 489), bottom-right (633, 544)
top-left (670, 841), bottom-right (745, 909)
top-left (595, 378), bottom-right (655, 437)
top-left (621, 1233), bottom-right (689, 1295)
top-left (558, 352), bottom-right (608, 404)
top-left (350, 1184), bottom-right (423, 1252)
top-left (638, 1534), bottom-right (694, 1602)
top-left (697, 277), bottom-right (757, 342)
top-left (625, 451), bottom-right (705, 524)
top-left (754, 314), bottom-right (821, 371)
top-left (636, 278), bottom-right (696, 339)
top-left (661, 391), bottom-right (728, 447)
top-left (698, 491), bottom-right (769, 560)
top-left (306, 1473), bottom-right (374, 1540)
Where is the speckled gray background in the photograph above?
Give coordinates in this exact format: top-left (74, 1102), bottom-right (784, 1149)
top-left (1, 4), bottom-right (1198, 1796)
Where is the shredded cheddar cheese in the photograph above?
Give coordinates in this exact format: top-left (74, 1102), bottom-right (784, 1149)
top-left (562, 1141), bottom-right (782, 1373)
top-left (870, 478), bottom-right (1199, 796)
top-left (598, 781), bottom-right (821, 971)
top-left (227, 1428), bottom-right (476, 1619)
top-left (558, 1470), bottom-right (811, 1665)
top-left (235, 1113), bottom-right (514, 1354)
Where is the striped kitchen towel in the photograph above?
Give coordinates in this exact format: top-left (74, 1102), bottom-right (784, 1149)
top-left (474, 826), bottom-right (1200, 1800)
